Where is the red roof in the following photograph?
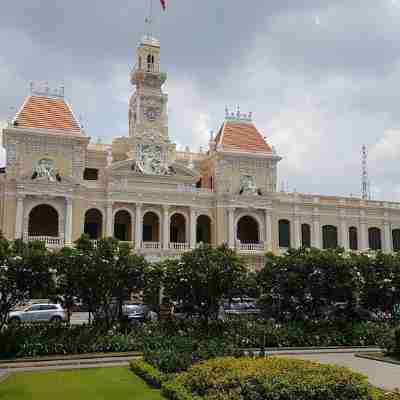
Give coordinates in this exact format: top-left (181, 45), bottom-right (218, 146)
top-left (216, 121), bottom-right (272, 154)
top-left (13, 95), bottom-right (82, 135)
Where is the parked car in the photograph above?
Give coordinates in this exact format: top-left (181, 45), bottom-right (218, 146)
top-left (121, 303), bottom-right (150, 324)
top-left (322, 303), bottom-right (379, 322)
top-left (8, 303), bottom-right (67, 324)
top-left (223, 301), bottom-right (261, 316)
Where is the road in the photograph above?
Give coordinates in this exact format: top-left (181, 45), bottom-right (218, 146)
top-left (275, 352), bottom-right (400, 392)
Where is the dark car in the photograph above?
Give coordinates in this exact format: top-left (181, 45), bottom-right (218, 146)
top-left (323, 303), bottom-right (378, 322)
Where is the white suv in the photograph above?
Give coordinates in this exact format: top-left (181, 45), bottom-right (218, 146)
top-left (8, 303), bottom-right (67, 324)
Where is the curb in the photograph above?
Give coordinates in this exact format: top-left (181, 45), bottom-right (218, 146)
top-left (0, 352), bottom-right (142, 365)
top-left (355, 353), bottom-right (400, 366)
top-left (0, 356), bottom-right (140, 371)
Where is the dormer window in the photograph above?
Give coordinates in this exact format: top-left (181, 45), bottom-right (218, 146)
top-left (83, 168), bottom-right (99, 181)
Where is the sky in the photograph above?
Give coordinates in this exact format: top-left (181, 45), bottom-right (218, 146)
top-left (1, 1), bottom-right (400, 200)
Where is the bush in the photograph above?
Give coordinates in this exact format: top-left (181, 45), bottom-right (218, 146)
top-left (167, 356), bottom-right (375, 400)
top-left (130, 359), bottom-right (167, 388)
top-left (0, 324), bottom-right (143, 358)
top-left (142, 335), bottom-right (243, 374)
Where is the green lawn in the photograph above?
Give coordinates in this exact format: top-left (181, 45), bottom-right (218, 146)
top-left (0, 367), bottom-right (165, 400)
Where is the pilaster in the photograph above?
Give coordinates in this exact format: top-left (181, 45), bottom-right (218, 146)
top-left (15, 194), bottom-right (25, 240)
top-left (65, 197), bottom-right (73, 246)
top-left (135, 203), bottom-right (142, 250)
top-left (162, 205), bottom-right (170, 250)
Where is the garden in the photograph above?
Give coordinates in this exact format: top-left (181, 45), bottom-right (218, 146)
top-left (1, 235), bottom-right (400, 398)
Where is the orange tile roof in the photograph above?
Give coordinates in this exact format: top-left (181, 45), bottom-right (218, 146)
top-left (217, 121), bottom-right (272, 154)
top-left (13, 95), bottom-right (82, 135)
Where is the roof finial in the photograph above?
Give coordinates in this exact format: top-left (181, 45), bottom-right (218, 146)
top-left (209, 130), bottom-right (214, 141)
top-left (236, 105), bottom-right (240, 118)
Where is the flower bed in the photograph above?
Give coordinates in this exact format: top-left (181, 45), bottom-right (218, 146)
top-left (163, 356), bottom-right (397, 400)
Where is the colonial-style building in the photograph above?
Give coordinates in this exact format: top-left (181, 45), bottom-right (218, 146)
top-left (1, 34), bottom-right (400, 268)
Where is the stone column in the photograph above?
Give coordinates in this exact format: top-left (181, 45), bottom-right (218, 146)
top-left (360, 210), bottom-right (368, 250)
top-left (135, 203), bottom-right (142, 250)
top-left (384, 219), bottom-right (392, 253)
top-left (190, 208), bottom-right (197, 249)
top-left (294, 216), bottom-right (301, 249)
top-left (65, 197), bottom-right (73, 246)
top-left (264, 209), bottom-right (272, 251)
top-left (163, 205), bottom-right (170, 250)
top-left (228, 208), bottom-right (235, 249)
top-left (312, 206), bottom-right (320, 248)
top-left (15, 195), bottom-right (24, 240)
top-left (339, 209), bottom-right (349, 250)
top-left (106, 202), bottom-right (113, 238)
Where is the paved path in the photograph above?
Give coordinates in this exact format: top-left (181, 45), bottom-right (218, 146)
top-left (276, 352), bottom-right (400, 392)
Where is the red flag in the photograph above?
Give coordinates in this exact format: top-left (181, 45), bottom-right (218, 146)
top-left (160, 0), bottom-right (166, 10)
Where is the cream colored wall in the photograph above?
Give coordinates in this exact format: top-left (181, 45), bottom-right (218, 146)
top-left (2, 196), bottom-right (16, 240)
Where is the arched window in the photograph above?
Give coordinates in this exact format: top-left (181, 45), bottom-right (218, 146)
top-left (170, 213), bottom-right (186, 243)
top-left (301, 223), bottom-right (311, 248)
top-left (147, 54), bottom-right (153, 71)
top-left (138, 56), bottom-right (142, 70)
top-left (368, 227), bottom-right (382, 251)
top-left (349, 227), bottom-right (358, 251)
top-left (28, 205), bottom-right (59, 237)
top-left (322, 225), bottom-right (338, 249)
top-left (84, 209), bottom-right (103, 240)
top-left (114, 210), bottom-right (132, 242)
top-left (237, 216), bottom-right (259, 244)
top-left (143, 212), bottom-right (160, 242)
top-left (196, 215), bottom-right (211, 244)
top-left (279, 219), bottom-right (291, 248)
top-left (393, 229), bottom-right (400, 252)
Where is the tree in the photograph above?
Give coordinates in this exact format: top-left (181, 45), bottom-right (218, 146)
top-left (52, 247), bottom-right (82, 323)
top-left (72, 235), bottom-right (147, 328)
top-left (0, 238), bottom-right (53, 329)
top-left (163, 244), bottom-right (247, 324)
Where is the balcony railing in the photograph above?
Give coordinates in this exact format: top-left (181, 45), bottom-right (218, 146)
top-left (142, 242), bottom-right (161, 250)
top-left (26, 236), bottom-right (64, 248)
top-left (237, 242), bottom-right (265, 253)
top-left (169, 242), bottom-right (190, 251)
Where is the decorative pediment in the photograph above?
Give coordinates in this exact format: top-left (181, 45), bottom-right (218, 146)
top-left (110, 158), bottom-right (199, 179)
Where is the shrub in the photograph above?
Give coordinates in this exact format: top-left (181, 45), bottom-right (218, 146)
top-left (142, 335), bottom-right (243, 374)
top-left (167, 356), bottom-right (374, 400)
top-left (0, 324), bottom-right (143, 358)
top-left (130, 359), bottom-right (167, 388)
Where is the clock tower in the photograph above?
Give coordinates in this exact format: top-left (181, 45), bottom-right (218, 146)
top-left (127, 34), bottom-right (176, 176)
top-left (129, 35), bottom-right (168, 139)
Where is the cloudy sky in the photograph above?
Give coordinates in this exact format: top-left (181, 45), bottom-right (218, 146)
top-left (1, 1), bottom-right (400, 200)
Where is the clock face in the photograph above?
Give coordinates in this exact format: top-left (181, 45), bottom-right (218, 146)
top-left (145, 107), bottom-right (160, 122)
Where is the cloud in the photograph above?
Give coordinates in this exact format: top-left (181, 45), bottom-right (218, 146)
top-left (370, 129), bottom-right (400, 162)
top-left (1, 1), bottom-right (400, 200)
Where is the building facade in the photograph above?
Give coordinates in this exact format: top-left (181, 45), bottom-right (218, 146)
top-left (1, 34), bottom-right (400, 268)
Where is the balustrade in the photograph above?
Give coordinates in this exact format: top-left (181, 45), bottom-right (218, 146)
top-left (169, 242), bottom-right (190, 251)
top-left (142, 242), bottom-right (161, 250)
top-left (26, 236), bottom-right (64, 248)
top-left (236, 242), bottom-right (265, 253)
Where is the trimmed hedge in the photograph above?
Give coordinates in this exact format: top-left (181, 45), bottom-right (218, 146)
top-left (130, 359), bottom-right (167, 388)
top-left (0, 324), bottom-right (144, 359)
top-left (166, 356), bottom-right (376, 400)
top-left (143, 336), bottom-right (243, 374)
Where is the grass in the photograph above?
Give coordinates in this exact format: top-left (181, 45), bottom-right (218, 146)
top-left (0, 367), bottom-right (165, 400)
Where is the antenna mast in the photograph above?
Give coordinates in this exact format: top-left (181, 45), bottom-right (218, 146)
top-left (361, 145), bottom-right (371, 200)
top-left (145, 0), bottom-right (154, 38)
